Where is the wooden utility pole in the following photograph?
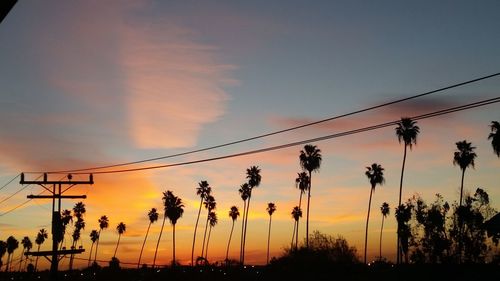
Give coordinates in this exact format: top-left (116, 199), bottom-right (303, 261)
top-left (20, 173), bottom-right (93, 280)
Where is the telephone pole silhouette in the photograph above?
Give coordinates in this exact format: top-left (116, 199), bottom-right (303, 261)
top-left (20, 173), bottom-right (93, 280)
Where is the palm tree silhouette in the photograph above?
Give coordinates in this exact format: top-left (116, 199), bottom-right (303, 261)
top-left (19, 236), bottom-right (32, 271)
top-left (164, 190), bottom-right (185, 266)
top-left (113, 222), bottom-right (126, 258)
top-left (363, 163), bottom-right (385, 264)
top-left (299, 144), bottom-right (322, 248)
top-left (34, 229), bottom-right (48, 271)
top-left (191, 180), bottom-right (211, 266)
top-left (59, 209), bottom-right (72, 249)
top-left (453, 140), bottom-right (477, 206)
top-left (138, 208), bottom-right (159, 268)
top-left (488, 121), bottom-right (500, 157)
top-left (291, 206), bottom-right (302, 250)
top-left (242, 166), bottom-right (261, 264)
top-left (5, 236), bottom-right (18, 272)
top-left (0, 241), bottom-right (7, 271)
top-left (293, 172), bottom-right (309, 246)
top-left (379, 202), bottom-right (390, 260)
top-left (395, 117), bottom-right (419, 263)
top-left (69, 202), bottom-right (86, 270)
top-left (87, 230), bottom-right (99, 267)
top-left (204, 211), bottom-right (218, 261)
top-left (225, 206), bottom-right (240, 263)
top-left (266, 202), bottom-right (277, 264)
top-left (201, 195), bottom-right (216, 259)
top-left (238, 183), bottom-right (250, 263)
top-left (94, 215), bottom-right (109, 265)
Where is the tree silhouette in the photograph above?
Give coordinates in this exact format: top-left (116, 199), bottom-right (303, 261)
top-left (201, 194), bottom-right (216, 260)
top-left (395, 117), bottom-right (419, 263)
top-left (164, 190), bottom-right (184, 266)
top-left (94, 215), bottom-right (109, 265)
top-left (488, 121), bottom-right (500, 157)
top-left (291, 206), bottom-right (302, 250)
top-left (191, 180), bottom-right (211, 266)
top-left (293, 172), bottom-right (309, 248)
top-left (69, 202), bottom-right (86, 270)
top-left (379, 202), bottom-right (389, 260)
top-left (225, 206), bottom-right (240, 263)
top-left (19, 236), bottom-right (32, 271)
top-left (363, 163), bottom-right (385, 264)
top-left (0, 241), bottom-right (6, 271)
top-left (238, 183), bottom-right (250, 263)
top-left (241, 166), bottom-right (261, 264)
top-left (59, 209), bottom-right (72, 249)
top-left (5, 236), bottom-right (18, 272)
top-left (87, 230), bottom-right (99, 267)
top-left (266, 202), bottom-right (277, 264)
top-left (34, 229), bottom-right (48, 271)
top-left (395, 201), bottom-right (413, 263)
top-left (453, 140), bottom-right (477, 206)
top-left (137, 207), bottom-right (159, 268)
top-left (299, 144), bottom-right (322, 248)
top-left (205, 211), bottom-right (218, 261)
top-left (113, 222), bottom-right (126, 258)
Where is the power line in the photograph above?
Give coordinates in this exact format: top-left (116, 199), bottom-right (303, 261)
top-left (44, 96), bottom-right (498, 175)
top-left (0, 173), bottom-right (20, 191)
top-left (38, 72), bottom-right (500, 174)
top-left (0, 174), bottom-right (41, 205)
top-left (0, 189), bottom-right (45, 217)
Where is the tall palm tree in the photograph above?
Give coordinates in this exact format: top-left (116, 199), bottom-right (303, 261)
top-left (59, 209), bottom-right (72, 249)
top-left (395, 117), bottom-right (419, 263)
top-left (0, 241), bottom-right (7, 271)
top-left (299, 144), bottom-right (322, 248)
top-left (225, 206), bottom-right (240, 263)
top-left (291, 206), bottom-right (302, 250)
top-left (164, 190), bottom-right (185, 266)
top-left (241, 166), bottom-right (261, 264)
top-left (488, 121), bottom-right (500, 157)
top-left (69, 202), bottom-right (86, 270)
top-left (379, 202), bottom-right (390, 260)
top-left (201, 195), bottom-right (216, 259)
top-left (364, 163), bottom-right (385, 264)
top-left (266, 202), bottom-right (277, 264)
top-left (87, 230), bottom-right (99, 267)
top-left (191, 181), bottom-right (211, 266)
top-left (137, 208), bottom-right (159, 268)
top-left (19, 236), bottom-right (32, 271)
top-left (453, 140), bottom-right (477, 206)
top-left (204, 211), bottom-right (218, 261)
top-left (238, 183), bottom-right (250, 263)
top-left (113, 222), bottom-right (126, 258)
top-left (94, 215), bottom-right (109, 265)
top-left (5, 236), bottom-right (18, 272)
top-left (293, 172), bottom-right (309, 247)
top-left (34, 229), bottom-right (48, 271)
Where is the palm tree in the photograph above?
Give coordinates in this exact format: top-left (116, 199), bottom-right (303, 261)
top-left (59, 209), bottom-right (72, 249)
top-left (266, 202), bottom-right (277, 264)
top-left (293, 172), bottom-right (309, 248)
top-left (164, 190), bottom-right (185, 266)
top-left (453, 140), bottom-right (477, 206)
top-left (241, 166), bottom-right (261, 264)
top-left (204, 211), bottom-right (218, 261)
top-left (19, 236), bottom-right (32, 271)
top-left (34, 229), bottom-right (48, 271)
top-left (291, 206), bottom-right (302, 250)
top-left (0, 241), bottom-right (7, 271)
top-left (363, 163), bottom-right (385, 264)
top-left (238, 183), bottom-right (250, 263)
top-left (113, 222), bottom-right (126, 258)
top-left (395, 117), bottom-right (419, 263)
top-left (201, 195), bottom-right (216, 259)
top-left (93, 215), bottom-right (109, 265)
top-left (225, 206), bottom-right (240, 263)
top-left (87, 230), bottom-right (99, 267)
top-left (488, 121), bottom-right (500, 157)
top-left (69, 202), bottom-right (86, 270)
top-left (191, 181), bottom-right (211, 266)
top-left (299, 144), bottom-right (322, 248)
top-left (5, 236), bottom-right (18, 272)
top-left (379, 202), bottom-right (390, 260)
top-left (137, 208), bottom-right (159, 268)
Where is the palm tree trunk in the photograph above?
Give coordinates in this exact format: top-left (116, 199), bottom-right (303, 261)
top-left (35, 244), bottom-right (41, 271)
top-left (226, 220), bottom-right (235, 262)
top-left (267, 215), bottom-right (272, 264)
top-left (138, 222), bottom-right (152, 268)
top-left (6, 253), bottom-right (11, 272)
top-left (191, 198), bottom-right (203, 266)
top-left (306, 171), bottom-right (312, 248)
top-left (152, 216), bottom-right (167, 268)
top-left (93, 229), bottom-right (102, 264)
top-left (113, 234), bottom-right (121, 258)
top-left (18, 249), bottom-right (24, 271)
top-left (379, 216), bottom-right (385, 260)
top-left (205, 226), bottom-right (213, 261)
top-left (172, 224), bottom-right (176, 266)
top-left (87, 242), bottom-right (94, 267)
top-left (242, 195), bottom-right (252, 264)
top-left (459, 168), bottom-right (466, 206)
top-left (200, 215), bottom-right (210, 259)
top-left (291, 220), bottom-right (296, 249)
top-left (364, 187), bottom-right (374, 264)
top-left (397, 144), bottom-right (407, 264)
top-left (239, 200), bottom-right (247, 263)
top-left (458, 167), bottom-right (466, 263)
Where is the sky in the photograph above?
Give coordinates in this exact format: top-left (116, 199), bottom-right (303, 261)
top-left (0, 0), bottom-right (499, 269)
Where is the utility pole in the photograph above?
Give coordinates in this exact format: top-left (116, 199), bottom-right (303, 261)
top-left (20, 172), bottom-right (93, 280)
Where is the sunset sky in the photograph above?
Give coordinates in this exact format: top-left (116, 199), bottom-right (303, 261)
top-left (1, 0), bottom-right (499, 269)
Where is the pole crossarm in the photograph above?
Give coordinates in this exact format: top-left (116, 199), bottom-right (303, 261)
top-left (25, 249), bottom-right (85, 257)
top-left (27, 195), bottom-right (87, 199)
